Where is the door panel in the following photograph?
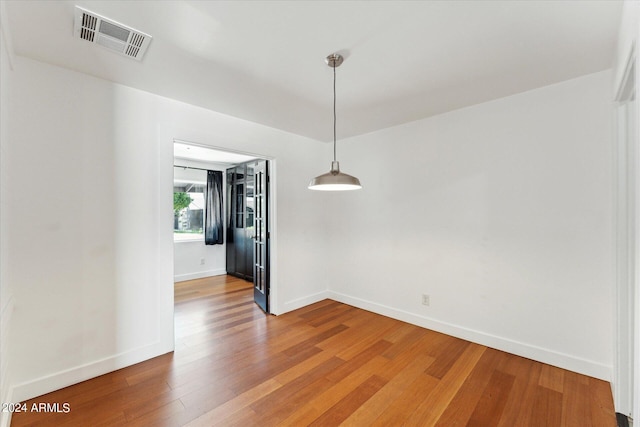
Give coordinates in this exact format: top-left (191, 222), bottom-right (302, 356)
top-left (234, 165), bottom-right (246, 278)
top-left (253, 160), bottom-right (269, 313)
top-left (245, 165), bottom-right (255, 281)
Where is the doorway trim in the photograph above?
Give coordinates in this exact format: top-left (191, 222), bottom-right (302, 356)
top-left (613, 42), bottom-right (638, 421)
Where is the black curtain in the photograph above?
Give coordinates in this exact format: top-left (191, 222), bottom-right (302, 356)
top-left (205, 170), bottom-right (223, 245)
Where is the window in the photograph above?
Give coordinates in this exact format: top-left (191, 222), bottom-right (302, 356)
top-left (174, 179), bottom-right (205, 241)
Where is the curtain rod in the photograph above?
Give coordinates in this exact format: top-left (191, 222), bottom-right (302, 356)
top-left (173, 165), bottom-right (211, 172)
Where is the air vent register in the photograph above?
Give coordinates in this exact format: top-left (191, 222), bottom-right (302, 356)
top-left (73, 6), bottom-right (152, 61)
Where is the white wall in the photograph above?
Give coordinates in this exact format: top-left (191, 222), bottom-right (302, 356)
top-left (0, 6), bottom-right (16, 427)
top-left (4, 55), bottom-right (330, 403)
top-left (325, 70), bottom-right (614, 380)
top-left (173, 159), bottom-right (229, 282)
top-left (174, 239), bottom-right (226, 281)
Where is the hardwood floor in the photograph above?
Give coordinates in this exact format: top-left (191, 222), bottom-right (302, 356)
top-left (11, 275), bottom-right (616, 426)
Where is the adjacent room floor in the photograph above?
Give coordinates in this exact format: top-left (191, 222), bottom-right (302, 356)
top-left (11, 275), bottom-right (616, 426)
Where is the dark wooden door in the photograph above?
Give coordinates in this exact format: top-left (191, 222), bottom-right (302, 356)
top-left (252, 160), bottom-right (269, 313)
top-left (225, 168), bottom-right (236, 274)
top-left (226, 165), bottom-right (251, 280)
top-left (232, 165), bottom-right (246, 278)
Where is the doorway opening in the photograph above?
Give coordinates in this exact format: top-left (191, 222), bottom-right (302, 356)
top-left (172, 140), bottom-right (273, 314)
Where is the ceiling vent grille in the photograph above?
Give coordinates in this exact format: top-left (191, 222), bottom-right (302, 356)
top-left (73, 6), bottom-right (152, 61)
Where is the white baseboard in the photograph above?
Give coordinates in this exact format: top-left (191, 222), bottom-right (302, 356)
top-left (174, 269), bottom-right (226, 283)
top-left (280, 291), bottom-right (330, 315)
top-left (327, 291), bottom-right (612, 381)
top-left (10, 341), bottom-right (173, 403)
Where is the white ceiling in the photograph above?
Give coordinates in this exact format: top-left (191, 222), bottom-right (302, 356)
top-left (173, 141), bottom-right (258, 165)
top-left (5, 0), bottom-right (622, 142)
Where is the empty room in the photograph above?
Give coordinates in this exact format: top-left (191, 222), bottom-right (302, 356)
top-left (0, 1), bottom-right (638, 426)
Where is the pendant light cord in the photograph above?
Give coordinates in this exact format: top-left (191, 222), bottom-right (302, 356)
top-left (333, 63), bottom-right (337, 162)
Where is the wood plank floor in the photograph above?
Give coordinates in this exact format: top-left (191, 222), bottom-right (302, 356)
top-left (11, 275), bottom-right (616, 426)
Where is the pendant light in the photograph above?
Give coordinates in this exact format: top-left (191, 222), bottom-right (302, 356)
top-left (308, 53), bottom-right (362, 191)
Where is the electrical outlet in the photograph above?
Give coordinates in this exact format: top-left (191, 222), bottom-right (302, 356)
top-left (422, 294), bottom-right (430, 306)
top-left (200, 258), bottom-right (205, 265)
